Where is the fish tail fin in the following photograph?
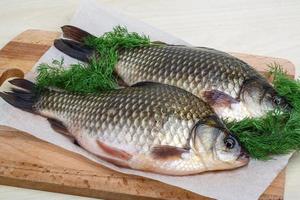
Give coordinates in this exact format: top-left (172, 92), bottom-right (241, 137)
top-left (0, 78), bottom-right (39, 113)
top-left (0, 78), bottom-right (72, 136)
top-left (61, 25), bottom-right (95, 43)
top-left (54, 39), bottom-right (95, 62)
top-left (55, 25), bottom-right (96, 62)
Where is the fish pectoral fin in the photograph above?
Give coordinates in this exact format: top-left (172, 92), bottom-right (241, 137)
top-left (150, 145), bottom-right (189, 160)
top-left (202, 90), bottom-right (238, 108)
top-left (47, 118), bottom-right (71, 136)
top-left (96, 140), bottom-right (132, 161)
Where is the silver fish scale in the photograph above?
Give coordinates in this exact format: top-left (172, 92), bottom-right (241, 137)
top-left (35, 84), bottom-right (215, 153)
top-left (116, 45), bottom-right (260, 98)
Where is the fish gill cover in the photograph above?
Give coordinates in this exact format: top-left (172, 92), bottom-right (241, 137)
top-left (36, 26), bottom-right (300, 160)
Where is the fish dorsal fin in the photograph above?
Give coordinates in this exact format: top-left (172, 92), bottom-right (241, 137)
top-left (195, 47), bottom-right (232, 57)
top-left (202, 90), bottom-right (239, 108)
top-left (131, 81), bottom-right (164, 88)
top-left (150, 145), bottom-right (189, 160)
top-left (151, 41), bottom-right (168, 45)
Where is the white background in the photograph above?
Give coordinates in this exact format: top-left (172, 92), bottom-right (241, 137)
top-left (0, 0), bottom-right (299, 199)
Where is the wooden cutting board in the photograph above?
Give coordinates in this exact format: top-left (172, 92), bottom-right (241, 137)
top-left (0, 29), bottom-right (295, 200)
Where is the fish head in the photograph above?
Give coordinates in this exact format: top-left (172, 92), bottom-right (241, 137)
top-left (191, 116), bottom-right (249, 171)
top-left (240, 78), bottom-right (291, 117)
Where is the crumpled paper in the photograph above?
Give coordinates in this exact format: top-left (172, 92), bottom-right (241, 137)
top-left (0, 1), bottom-right (292, 199)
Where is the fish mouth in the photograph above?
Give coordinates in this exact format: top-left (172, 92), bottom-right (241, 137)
top-left (236, 150), bottom-right (250, 165)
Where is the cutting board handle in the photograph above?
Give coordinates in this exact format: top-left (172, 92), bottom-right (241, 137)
top-left (0, 68), bottom-right (24, 86)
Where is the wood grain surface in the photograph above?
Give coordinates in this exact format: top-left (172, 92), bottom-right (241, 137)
top-left (0, 29), bottom-right (295, 200)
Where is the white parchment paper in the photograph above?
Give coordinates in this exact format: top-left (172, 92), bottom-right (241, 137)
top-left (0, 1), bottom-right (292, 199)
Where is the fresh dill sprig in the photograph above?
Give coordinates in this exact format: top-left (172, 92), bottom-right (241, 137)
top-left (84, 26), bottom-right (151, 51)
top-left (36, 58), bottom-right (117, 93)
top-left (36, 26), bottom-right (151, 93)
top-left (227, 64), bottom-right (300, 160)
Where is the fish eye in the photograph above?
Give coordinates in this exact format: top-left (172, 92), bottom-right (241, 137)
top-left (224, 136), bottom-right (236, 149)
top-left (273, 96), bottom-right (282, 105)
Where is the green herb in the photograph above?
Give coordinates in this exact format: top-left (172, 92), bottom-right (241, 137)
top-left (36, 26), bottom-right (151, 93)
top-left (37, 58), bottom-right (117, 93)
top-left (227, 64), bottom-right (300, 160)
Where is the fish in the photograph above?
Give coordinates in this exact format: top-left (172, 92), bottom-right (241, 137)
top-left (54, 25), bottom-right (291, 121)
top-left (0, 78), bottom-right (249, 175)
